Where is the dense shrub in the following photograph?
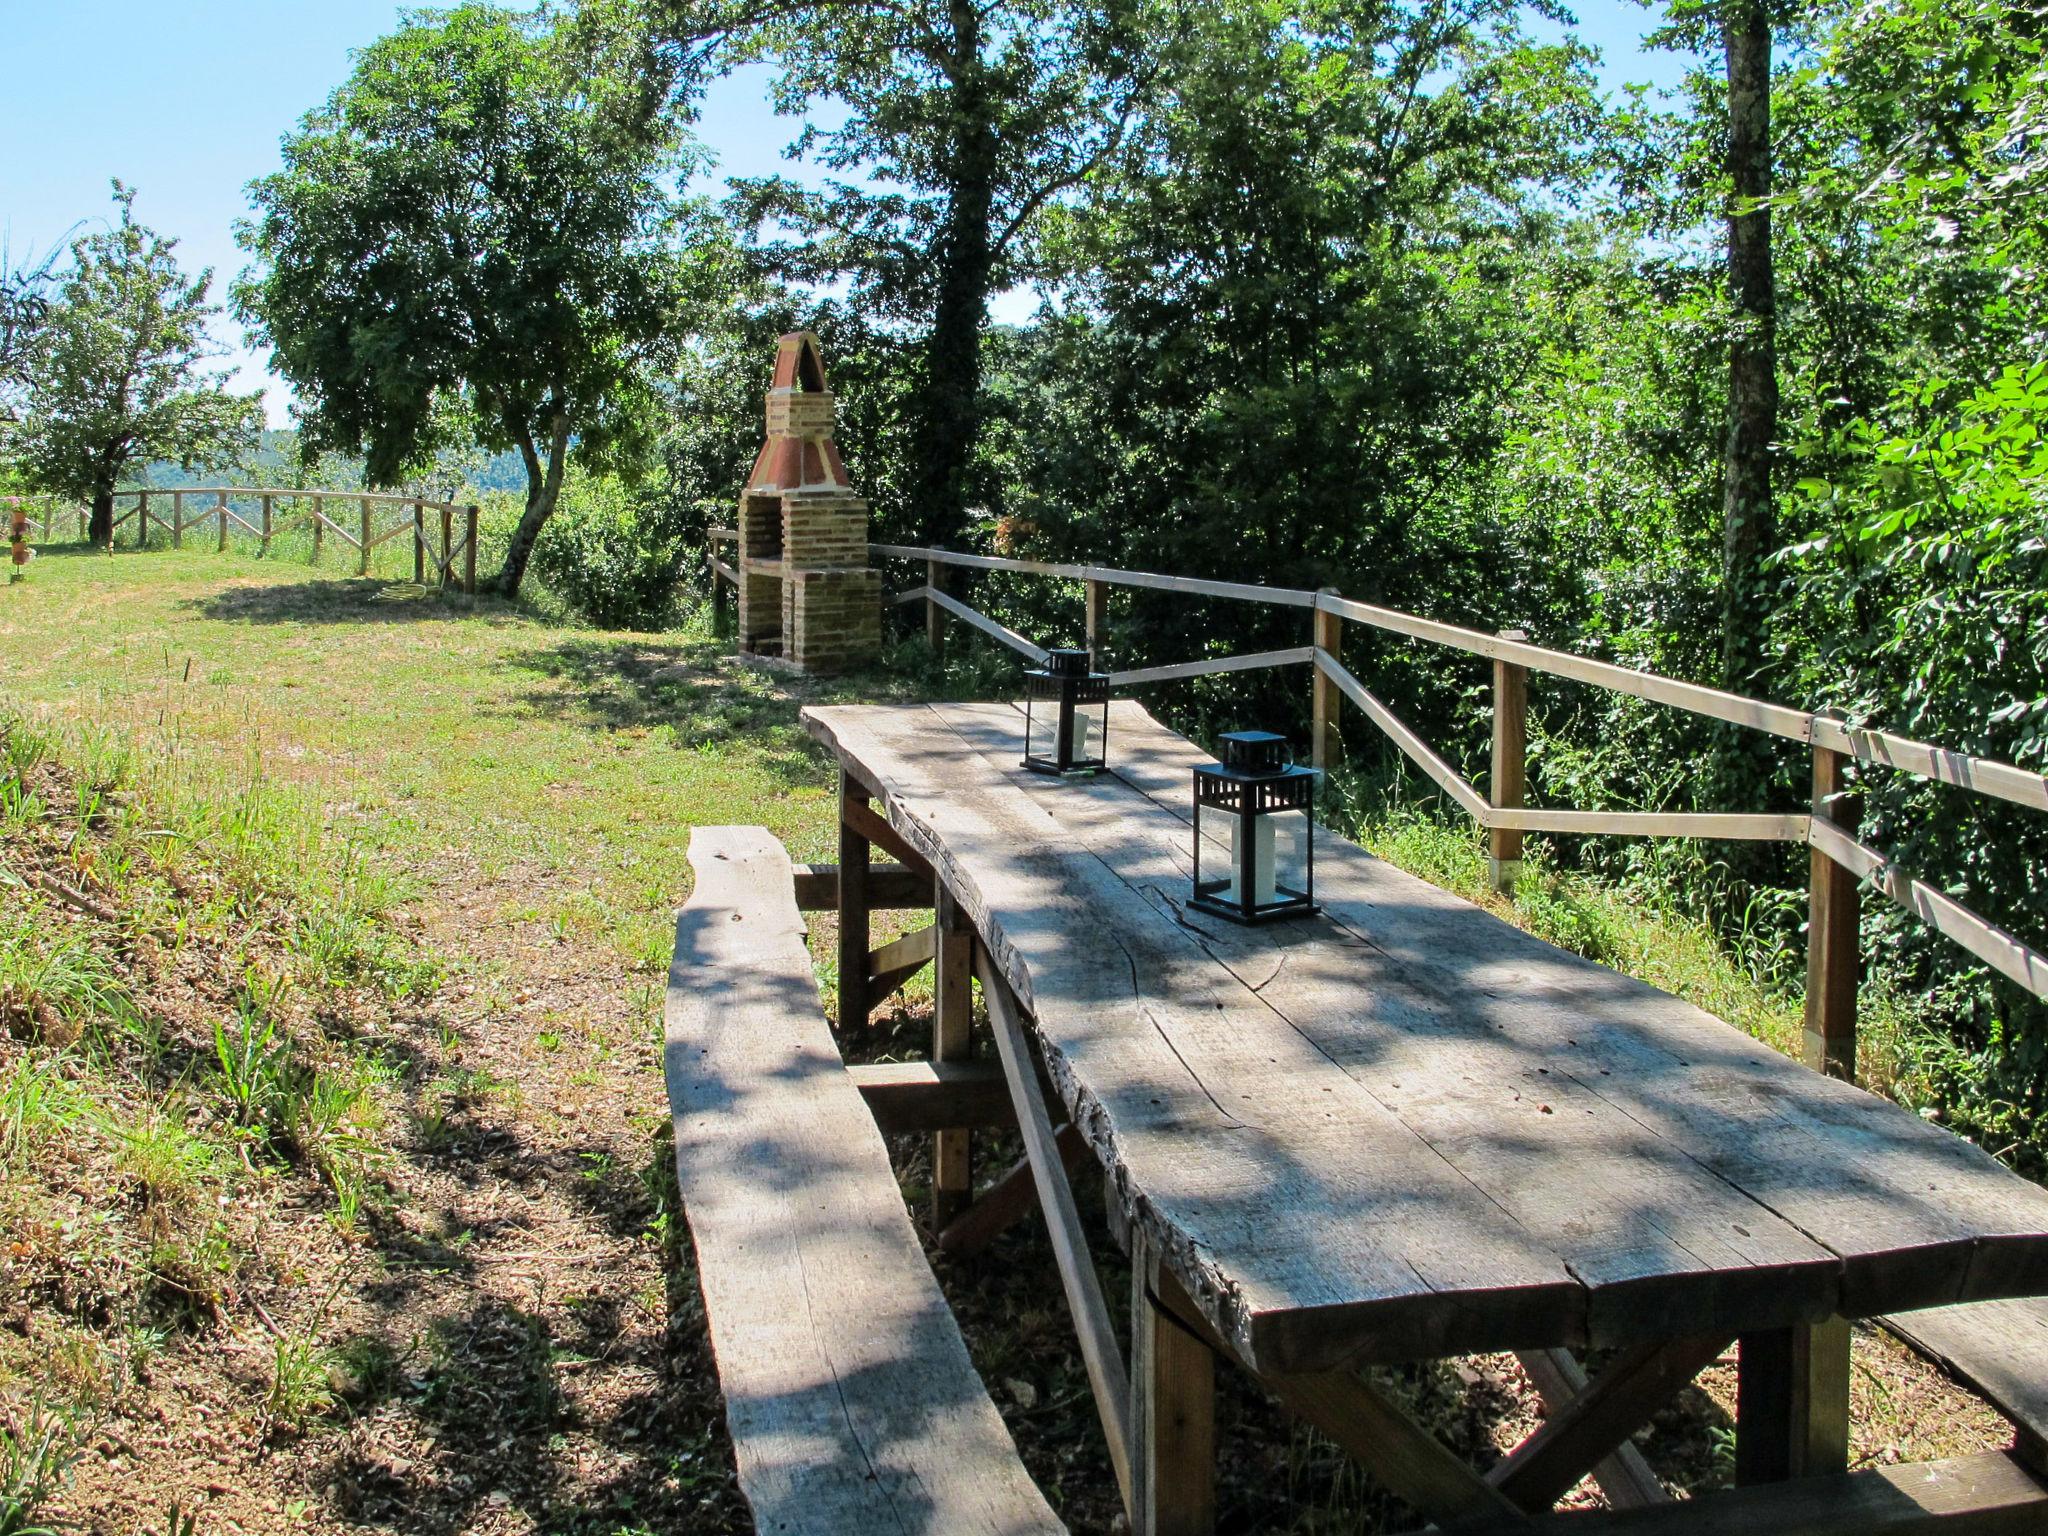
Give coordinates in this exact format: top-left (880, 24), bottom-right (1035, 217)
top-left (529, 474), bottom-right (694, 630)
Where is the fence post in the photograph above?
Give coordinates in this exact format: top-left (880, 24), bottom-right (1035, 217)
top-left (40, 502), bottom-right (51, 540)
top-left (261, 494), bottom-right (273, 555)
top-left (440, 504), bottom-right (452, 587)
top-left (1804, 712), bottom-right (1860, 1081)
top-left (926, 554), bottom-right (947, 659)
top-left (1489, 629), bottom-right (1529, 895)
top-left (216, 492), bottom-right (229, 552)
top-left (1312, 590), bottom-right (1342, 775)
top-left (464, 505), bottom-right (478, 593)
top-left (414, 502), bottom-right (425, 583)
top-left (137, 492), bottom-right (150, 549)
top-left (312, 495), bottom-right (324, 561)
top-left (171, 491), bottom-right (184, 549)
top-left (359, 496), bottom-right (372, 576)
top-left (1086, 577), bottom-right (1110, 671)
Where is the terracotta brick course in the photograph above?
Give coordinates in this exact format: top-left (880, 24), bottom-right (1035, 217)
top-left (734, 333), bottom-right (881, 674)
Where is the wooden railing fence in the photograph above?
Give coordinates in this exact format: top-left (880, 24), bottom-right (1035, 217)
top-left (46, 486), bottom-right (484, 592)
top-left (708, 526), bottom-right (2048, 1087)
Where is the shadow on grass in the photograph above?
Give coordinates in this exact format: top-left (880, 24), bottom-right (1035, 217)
top-left (496, 634), bottom-right (927, 792)
top-left (185, 578), bottom-right (492, 626)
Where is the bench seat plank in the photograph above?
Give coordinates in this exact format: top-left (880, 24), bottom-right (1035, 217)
top-left (666, 825), bottom-right (1063, 1535)
top-left (1885, 1299), bottom-right (2048, 1458)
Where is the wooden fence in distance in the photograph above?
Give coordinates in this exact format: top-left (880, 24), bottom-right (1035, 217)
top-left (52, 487), bottom-right (483, 593)
top-left (708, 526), bottom-right (2048, 1094)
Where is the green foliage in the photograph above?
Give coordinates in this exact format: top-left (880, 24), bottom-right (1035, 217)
top-left (663, 0), bottom-right (1155, 544)
top-left (531, 473), bottom-right (692, 629)
top-left (237, 3), bottom-right (707, 593)
top-left (211, 1002), bottom-right (292, 1131)
top-left (0, 1393), bottom-right (81, 1536)
top-left (3, 183), bottom-right (260, 542)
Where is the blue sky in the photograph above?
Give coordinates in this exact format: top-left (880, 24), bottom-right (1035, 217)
top-left (0, 1), bottom-right (1696, 424)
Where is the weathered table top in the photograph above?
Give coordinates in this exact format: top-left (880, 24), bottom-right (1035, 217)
top-left (803, 699), bottom-right (2048, 1376)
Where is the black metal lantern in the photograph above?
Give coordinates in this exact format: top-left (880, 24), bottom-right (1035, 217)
top-left (1023, 648), bottom-right (1110, 775)
top-left (1190, 731), bottom-right (1319, 924)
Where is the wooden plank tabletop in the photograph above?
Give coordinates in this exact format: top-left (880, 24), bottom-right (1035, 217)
top-left (802, 700), bottom-right (2048, 1377)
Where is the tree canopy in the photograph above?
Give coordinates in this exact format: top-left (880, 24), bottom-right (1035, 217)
top-left (4, 184), bottom-right (260, 544)
top-left (236, 2), bottom-right (705, 594)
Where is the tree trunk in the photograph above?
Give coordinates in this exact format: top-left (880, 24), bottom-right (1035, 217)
top-left (88, 482), bottom-right (115, 548)
top-left (907, 2), bottom-right (998, 549)
top-left (1721, 0), bottom-right (1777, 693)
top-left (489, 409), bottom-right (570, 597)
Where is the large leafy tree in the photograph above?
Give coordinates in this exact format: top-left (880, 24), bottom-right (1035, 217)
top-left (989, 0), bottom-right (1606, 663)
top-left (237, 3), bottom-right (701, 595)
top-left (646, 0), bottom-right (1153, 547)
top-left (4, 185), bottom-right (260, 545)
top-left (0, 235), bottom-right (66, 413)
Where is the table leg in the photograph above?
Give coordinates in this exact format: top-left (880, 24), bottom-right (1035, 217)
top-left (1132, 1247), bottom-right (1216, 1536)
top-left (1736, 1318), bottom-right (1851, 1485)
top-left (931, 883), bottom-right (974, 1226)
top-left (837, 770), bottom-right (871, 1030)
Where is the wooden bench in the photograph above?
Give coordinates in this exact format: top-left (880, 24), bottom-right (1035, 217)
top-left (1885, 1300), bottom-right (2048, 1469)
top-left (664, 824), bottom-right (1064, 1536)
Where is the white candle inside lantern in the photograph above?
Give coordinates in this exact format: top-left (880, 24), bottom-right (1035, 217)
top-left (1068, 705), bottom-right (1096, 763)
top-left (1225, 815), bottom-right (1279, 906)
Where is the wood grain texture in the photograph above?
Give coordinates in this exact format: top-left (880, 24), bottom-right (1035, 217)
top-left (1487, 1332), bottom-right (1732, 1511)
top-left (801, 700), bottom-right (2048, 1379)
top-left (665, 825), bottom-right (1063, 1535)
top-left (846, 1060), bottom-right (1014, 1134)
top-left (933, 885), bottom-right (976, 1226)
top-left (791, 862), bottom-right (933, 912)
top-left (1131, 1245), bottom-right (1216, 1536)
top-left (1515, 1349), bottom-right (1668, 1509)
top-left (937, 1122), bottom-right (1092, 1258)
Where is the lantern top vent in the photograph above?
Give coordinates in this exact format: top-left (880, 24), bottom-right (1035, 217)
top-left (1038, 647), bottom-right (1092, 678)
top-left (1217, 730), bottom-right (1291, 776)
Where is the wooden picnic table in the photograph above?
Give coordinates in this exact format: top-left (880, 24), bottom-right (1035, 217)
top-left (802, 698), bottom-right (2048, 1535)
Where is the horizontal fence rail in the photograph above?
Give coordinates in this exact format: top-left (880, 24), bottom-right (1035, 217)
top-left (59, 486), bottom-right (485, 592)
top-left (707, 529), bottom-right (2048, 1031)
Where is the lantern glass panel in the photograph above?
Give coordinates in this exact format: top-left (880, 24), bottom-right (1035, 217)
top-left (1027, 692), bottom-right (1060, 766)
top-left (1070, 692), bottom-right (1107, 766)
top-left (1268, 806), bottom-right (1313, 903)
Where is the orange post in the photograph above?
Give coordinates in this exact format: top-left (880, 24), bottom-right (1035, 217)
top-left (9, 501), bottom-right (31, 582)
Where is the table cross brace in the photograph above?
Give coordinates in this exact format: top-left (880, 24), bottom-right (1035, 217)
top-left (979, 948), bottom-right (1137, 1514)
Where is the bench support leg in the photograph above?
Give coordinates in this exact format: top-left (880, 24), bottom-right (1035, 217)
top-left (837, 770), bottom-right (871, 1030)
top-left (1132, 1244), bottom-right (1216, 1536)
top-left (1737, 1318), bottom-right (1851, 1486)
top-left (932, 884), bottom-right (975, 1227)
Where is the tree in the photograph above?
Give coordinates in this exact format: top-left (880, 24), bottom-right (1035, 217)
top-left (0, 235), bottom-right (67, 413)
top-left (3, 184), bottom-right (260, 546)
top-left (995, 0), bottom-right (1605, 630)
top-left (1719, 0), bottom-right (1777, 693)
top-left (646, 0), bottom-right (1153, 547)
top-left (237, 4), bottom-right (701, 596)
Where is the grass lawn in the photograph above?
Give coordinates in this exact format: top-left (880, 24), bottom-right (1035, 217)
top-left (1, 544), bottom-right (922, 979)
top-left (0, 542), bottom-right (2006, 1534)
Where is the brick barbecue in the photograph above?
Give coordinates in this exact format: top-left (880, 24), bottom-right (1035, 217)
top-left (736, 333), bottom-right (881, 674)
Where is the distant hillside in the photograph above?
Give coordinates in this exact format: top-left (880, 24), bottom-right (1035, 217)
top-left (131, 429), bottom-right (526, 496)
